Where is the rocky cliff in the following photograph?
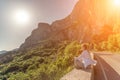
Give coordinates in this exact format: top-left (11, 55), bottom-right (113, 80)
top-left (20, 0), bottom-right (106, 49)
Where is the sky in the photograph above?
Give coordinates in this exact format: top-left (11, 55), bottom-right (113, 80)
top-left (0, 0), bottom-right (78, 51)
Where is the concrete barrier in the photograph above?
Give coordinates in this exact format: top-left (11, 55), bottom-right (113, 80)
top-left (60, 53), bottom-right (95, 80)
top-left (60, 67), bottom-right (94, 80)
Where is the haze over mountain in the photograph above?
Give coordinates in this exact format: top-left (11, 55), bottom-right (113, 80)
top-left (20, 0), bottom-right (112, 49)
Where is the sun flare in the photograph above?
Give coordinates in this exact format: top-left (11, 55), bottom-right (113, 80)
top-left (14, 10), bottom-right (30, 24)
top-left (114, 0), bottom-right (120, 7)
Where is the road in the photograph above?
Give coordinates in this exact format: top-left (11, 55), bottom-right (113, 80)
top-left (94, 52), bottom-right (120, 80)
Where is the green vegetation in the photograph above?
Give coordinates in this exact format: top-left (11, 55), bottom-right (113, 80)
top-left (0, 41), bottom-right (81, 80)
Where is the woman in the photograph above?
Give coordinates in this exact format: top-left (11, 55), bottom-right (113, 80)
top-left (74, 43), bottom-right (97, 69)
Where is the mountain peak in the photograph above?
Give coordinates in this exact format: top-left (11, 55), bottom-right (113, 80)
top-left (20, 0), bottom-right (104, 50)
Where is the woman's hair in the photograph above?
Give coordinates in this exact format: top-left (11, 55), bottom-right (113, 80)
top-left (81, 43), bottom-right (89, 50)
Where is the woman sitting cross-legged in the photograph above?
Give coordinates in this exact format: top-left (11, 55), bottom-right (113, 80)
top-left (74, 43), bottom-right (97, 69)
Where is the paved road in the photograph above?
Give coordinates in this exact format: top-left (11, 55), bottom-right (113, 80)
top-left (94, 52), bottom-right (120, 80)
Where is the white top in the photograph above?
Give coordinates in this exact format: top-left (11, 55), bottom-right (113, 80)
top-left (77, 50), bottom-right (97, 68)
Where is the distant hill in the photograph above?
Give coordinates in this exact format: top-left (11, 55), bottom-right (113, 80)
top-left (0, 50), bottom-right (7, 54)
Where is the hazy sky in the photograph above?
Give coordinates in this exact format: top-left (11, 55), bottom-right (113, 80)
top-left (0, 0), bottom-right (78, 51)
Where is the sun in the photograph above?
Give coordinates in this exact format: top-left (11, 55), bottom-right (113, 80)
top-left (14, 10), bottom-right (30, 24)
top-left (114, 0), bottom-right (120, 7)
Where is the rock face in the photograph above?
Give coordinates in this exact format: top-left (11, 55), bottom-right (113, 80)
top-left (20, 23), bottom-right (52, 49)
top-left (20, 0), bottom-right (105, 49)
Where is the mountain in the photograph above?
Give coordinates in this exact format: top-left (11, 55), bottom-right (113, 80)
top-left (20, 23), bottom-right (52, 50)
top-left (0, 50), bottom-right (7, 54)
top-left (20, 0), bottom-right (104, 50)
